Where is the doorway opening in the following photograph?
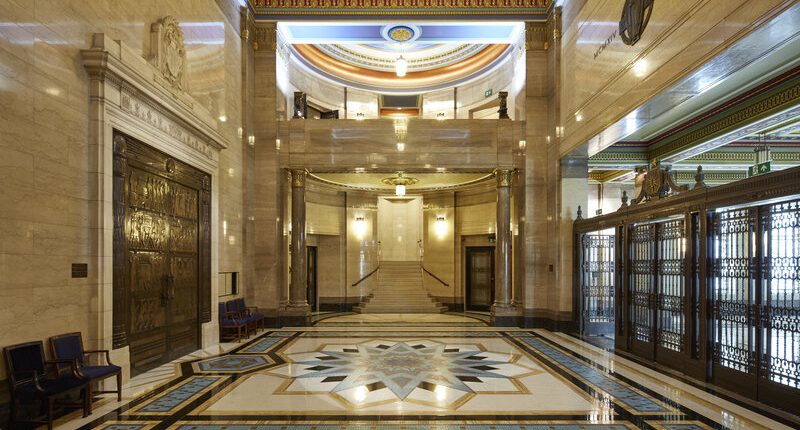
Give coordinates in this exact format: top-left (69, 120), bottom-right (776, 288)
top-left (466, 247), bottom-right (495, 312)
top-left (307, 246), bottom-right (318, 311)
top-left (578, 230), bottom-right (615, 349)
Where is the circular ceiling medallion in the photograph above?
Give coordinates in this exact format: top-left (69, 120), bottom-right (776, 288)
top-left (382, 24), bottom-right (420, 43)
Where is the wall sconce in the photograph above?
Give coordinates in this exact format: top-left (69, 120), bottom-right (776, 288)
top-left (248, 135), bottom-right (255, 146)
top-left (436, 112), bottom-right (445, 121)
top-left (355, 112), bottom-right (365, 121)
top-left (518, 140), bottom-right (527, 150)
top-left (434, 215), bottom-right (448, 238)
top-left (275, 138), bottom-right (281, 150)
top-left (396, 142), bottom-right (405, 152)
top-left (353, 216), bottom-right (367, 239)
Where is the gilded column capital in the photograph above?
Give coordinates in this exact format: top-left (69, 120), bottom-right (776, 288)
top-left (525, 22), bottom-right (547, 51)
top-left (495, 169), bottom-right (514, 187)
top-left (253, 24), bottom-right (277, 51)
top-left (291, 169), bottom-right (307, 187)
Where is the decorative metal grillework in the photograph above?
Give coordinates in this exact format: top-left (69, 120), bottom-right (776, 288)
top-left (581, 234), bottom-right (615, 336)
top-left (656, 219), bottom-right (686, 352)
top-left (630, 224), bottom-right (656, 343)
top-left (711, 208), bottom-right (756, 374)
top-left (761, 199), bottom-right (800, 389)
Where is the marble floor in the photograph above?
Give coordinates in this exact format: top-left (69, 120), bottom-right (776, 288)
top-left (50, 316), bottom-right (799, 430)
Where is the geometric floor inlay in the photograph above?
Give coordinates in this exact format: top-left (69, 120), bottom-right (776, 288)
top-left (272, 339), bottom-right (538, 408)
top-left (68, 317), bottom-right (798, 430)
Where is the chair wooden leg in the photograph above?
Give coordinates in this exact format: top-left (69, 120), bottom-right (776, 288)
top-left (9, 398), bottom-right (17, 429)
top-left (47, 397), bottom-right (54, 430)
top-left (117, 372), bottom-right (123, 401)
top-left (85, 385), bottom-right (92, 416)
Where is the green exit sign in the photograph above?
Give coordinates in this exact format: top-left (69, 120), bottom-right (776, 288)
top-left (484, 89), bottom-right (493, 98)
top-left (748, 161), bottom-right (771, 177)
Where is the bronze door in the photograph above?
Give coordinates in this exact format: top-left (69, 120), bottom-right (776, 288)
top-left (113, 132), bottom-right (211, 376)
top-left (466, 247), bottom-right (494, 311)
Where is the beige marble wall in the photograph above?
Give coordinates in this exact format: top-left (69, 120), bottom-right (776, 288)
top-left (454, 187), bottom-right (497, 306)
top-left (558, 0), bottom-right (791, 157)
top-left (422, 193), bottom-right (455, 300)
top-left (345, 192), bottom-right (380, 299)
top-left (0, 0), bottom-right (244, 387)
top-left (251, 22), bottom-right (284, 312)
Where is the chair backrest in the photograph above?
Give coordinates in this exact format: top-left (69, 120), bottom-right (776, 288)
top-left (218, 302), bottom-right (227, 320)
top-left (3, 341), bottom-right (46, 385)
top-left (235, 298), bottom-right (245, 311)
top-left (226, 299), bottom-right (240, 315)
top-left (50, 333), bottom-right (85, 367)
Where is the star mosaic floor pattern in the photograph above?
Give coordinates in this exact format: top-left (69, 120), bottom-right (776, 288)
top-left (57, 322), bottom-right (798, 430)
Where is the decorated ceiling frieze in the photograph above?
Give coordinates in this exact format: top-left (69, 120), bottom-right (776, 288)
top-left (249, 0), bottom-right (550, 19)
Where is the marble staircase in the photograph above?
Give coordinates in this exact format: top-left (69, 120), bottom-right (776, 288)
top-left (353, 261), bottom-right (447, 314)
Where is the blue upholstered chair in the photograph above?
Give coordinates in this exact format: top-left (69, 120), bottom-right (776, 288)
top-left (3, 341), bottom-right (89, 430)
top-left (50, 332), bottom-right (122, 413)
top-left (219, 302), bottom-right (247, 342)
top-left (233, 298), bottom-right (265, 331)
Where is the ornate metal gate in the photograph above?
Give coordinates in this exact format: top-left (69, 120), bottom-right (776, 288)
top-left (580, 233), bottom-right (615, 337)
top-left (711, 199), bottom-right (800, 409)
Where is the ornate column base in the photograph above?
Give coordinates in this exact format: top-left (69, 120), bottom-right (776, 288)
top-left (279, 303), bottom-right (311, 327)
top-left (490, 303), bottom-right (522, 327)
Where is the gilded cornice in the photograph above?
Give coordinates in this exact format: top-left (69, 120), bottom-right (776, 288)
top-left (652, 78), bottom-right (800, 160)
top-left (248, 0), bottom-right (549, 17)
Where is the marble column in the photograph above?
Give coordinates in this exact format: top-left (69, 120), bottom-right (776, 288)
top-left (289, 169), bottom-right (309, 310)
top-left (492, 169), bottom-right (519, 326)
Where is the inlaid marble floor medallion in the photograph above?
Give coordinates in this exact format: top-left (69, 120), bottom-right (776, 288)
top-left (268, 339), bottom-right (539, 408)
top-left (65, 320), bottom-right (798, 430)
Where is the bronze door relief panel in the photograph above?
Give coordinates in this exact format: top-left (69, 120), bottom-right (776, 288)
top-left (113, 131), bottom-right (211, 376)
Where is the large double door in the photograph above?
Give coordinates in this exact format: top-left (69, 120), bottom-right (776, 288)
top-left (113, 132), bottom-right (211, 376)
top-left (626, 218), bottom-right (694, 369)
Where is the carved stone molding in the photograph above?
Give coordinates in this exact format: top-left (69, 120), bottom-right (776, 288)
top-left (150, 16), bottom-right (188, 91)
top-left (120, 88), bottom-right (217, 161)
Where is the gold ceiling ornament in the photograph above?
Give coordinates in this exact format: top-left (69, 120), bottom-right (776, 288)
top-left (382, 172), bottom-right (419, 196)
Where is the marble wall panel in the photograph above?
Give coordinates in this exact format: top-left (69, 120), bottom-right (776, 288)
top-left (0, 0), bottom-right (245, 385)
top-left (422, 193), bottom-right (455, 299)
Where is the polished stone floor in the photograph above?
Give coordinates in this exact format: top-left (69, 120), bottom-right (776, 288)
top-left (53, 314), bottom-right (799, 430)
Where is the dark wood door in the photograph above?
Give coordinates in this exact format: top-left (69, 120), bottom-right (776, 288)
top-left (113, 131), bottom-right (211, 376)
top-left (307, 246), bottom-right (317, 311)
top-left (466, 247), bottom-right (494, 311)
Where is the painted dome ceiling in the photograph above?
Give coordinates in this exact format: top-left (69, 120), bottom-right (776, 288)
top-left (279, 22), bottom-right (523, 93)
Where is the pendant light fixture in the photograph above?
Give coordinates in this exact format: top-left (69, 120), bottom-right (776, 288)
top-left (395, 55), bottom-right (408, 77)
top-left (382, 172), bottom-right (418, 196)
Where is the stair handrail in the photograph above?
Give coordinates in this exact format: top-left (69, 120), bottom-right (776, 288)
top-left (422, 265), bottom-right (449, 287)
top-left (351, 265), bottom-right (380, 287)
